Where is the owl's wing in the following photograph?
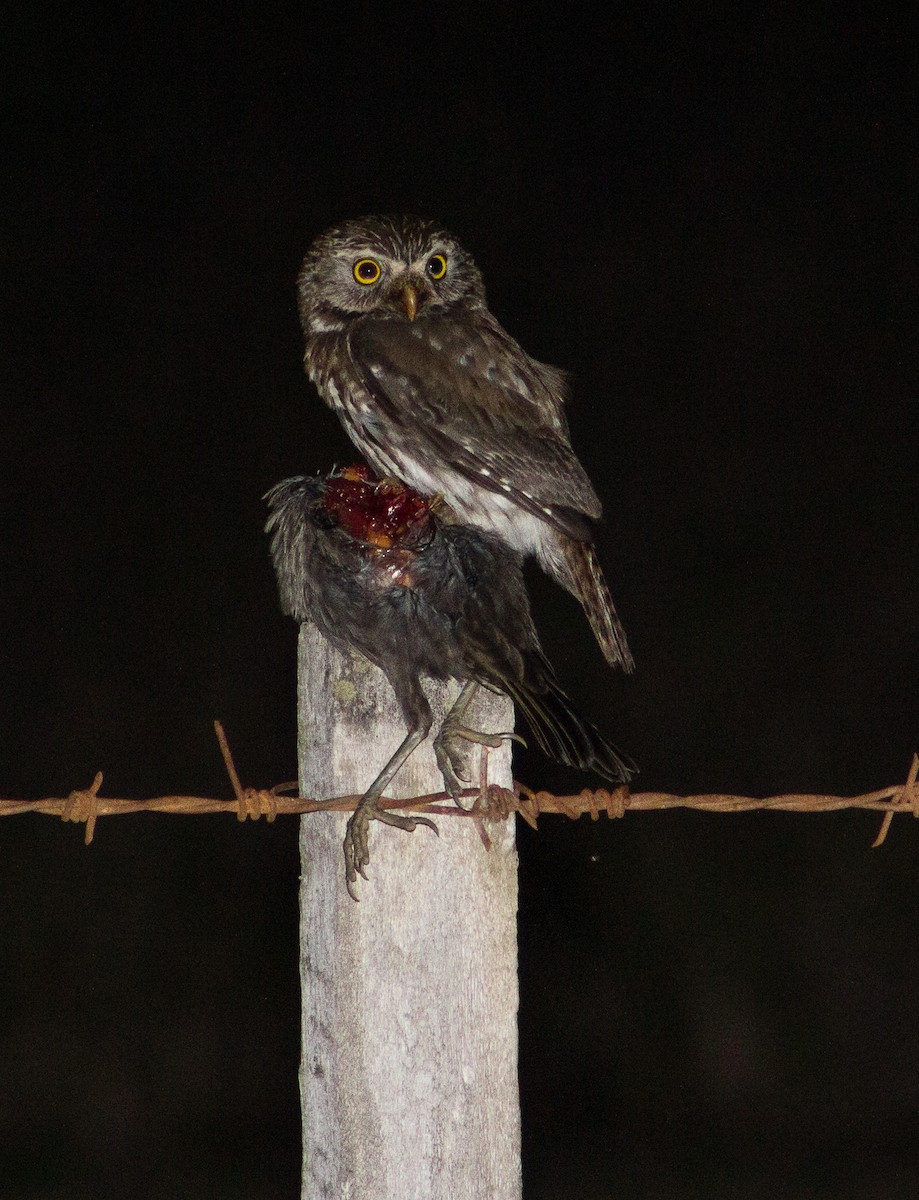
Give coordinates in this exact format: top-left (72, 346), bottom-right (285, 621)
top-left (350, 314), bottom-right (602, 527)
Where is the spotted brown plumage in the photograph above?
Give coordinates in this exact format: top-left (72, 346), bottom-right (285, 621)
top-left (297, 215), bottom-right (634, 673)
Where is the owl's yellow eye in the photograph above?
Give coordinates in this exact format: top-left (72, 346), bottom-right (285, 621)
top-left (353, 258), bottom-right (382, 285)
top-left (426, 254), bottom-right (448, 281)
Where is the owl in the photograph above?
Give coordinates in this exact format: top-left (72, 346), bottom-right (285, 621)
top-left (297, 214), bottom-right (634, 673)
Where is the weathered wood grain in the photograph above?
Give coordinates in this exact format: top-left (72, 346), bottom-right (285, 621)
top-left (297, 622), bottom-right (521, 1200)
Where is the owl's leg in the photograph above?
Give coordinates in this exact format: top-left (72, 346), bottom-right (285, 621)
top-left (433, 681), bottom-right (525, 807)
top-left (343, 691), bottom-right (438, 899)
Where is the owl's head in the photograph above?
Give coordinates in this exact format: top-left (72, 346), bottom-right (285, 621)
top-left (297, 215), bottom-right (486, 336)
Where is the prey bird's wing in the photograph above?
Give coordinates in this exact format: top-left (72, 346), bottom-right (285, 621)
top-left (350, 313), bottom-right (603, 535)
top-left (264, 476), bottom-right (326, 621)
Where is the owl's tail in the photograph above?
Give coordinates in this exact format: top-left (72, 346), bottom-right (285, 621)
top-left (560, 539), bottom-right (635, 673)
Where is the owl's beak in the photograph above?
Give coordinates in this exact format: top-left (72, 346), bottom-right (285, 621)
top-left (400, 282), bottom-right (419, 321)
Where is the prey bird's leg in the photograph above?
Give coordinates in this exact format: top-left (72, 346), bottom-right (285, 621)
top-left (433, 681), bottom-right (525, 807)
top-left (344, 719), bottom-right (438, 899)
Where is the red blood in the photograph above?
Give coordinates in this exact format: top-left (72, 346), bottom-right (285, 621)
top-left (323, 467), bottom-right (433, 548)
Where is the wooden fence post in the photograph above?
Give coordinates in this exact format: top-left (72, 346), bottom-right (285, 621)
top-left (296, 622), bottom-right (522, 1199)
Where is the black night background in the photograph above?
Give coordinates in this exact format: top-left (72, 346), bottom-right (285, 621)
top-left (3, 6), bottom-right (916, 1197)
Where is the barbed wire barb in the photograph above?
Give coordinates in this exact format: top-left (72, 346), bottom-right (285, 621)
top-left (871, 752), bottom-right (919, 847)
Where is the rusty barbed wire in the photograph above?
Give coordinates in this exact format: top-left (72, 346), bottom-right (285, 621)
top-left (2, 722), bottom-right (916, 849)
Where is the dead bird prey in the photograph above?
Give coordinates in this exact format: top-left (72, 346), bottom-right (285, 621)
top-left (266, 467), bottom-right (634, 895)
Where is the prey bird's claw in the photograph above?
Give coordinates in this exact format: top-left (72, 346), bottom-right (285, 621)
top-left (374, 809), bottom-right (439, 837)
top-left (343, 806), bottom-right (373, 899)
top-left (343, 800), bottom-right (439, 898)
top-left (434, 720), bottom-right (525, 803)
top-left (434, 738), bottom-right (472, 802)
top-left (494, 730), bottom-right (527, 749)
top-left (443, 722), bottom-right (522, 751)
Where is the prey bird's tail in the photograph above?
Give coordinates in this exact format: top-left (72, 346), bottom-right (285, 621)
top-left (504, 664), bottom-right (636, 784)
top-left (560, 539), bottom-right (635, 673)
